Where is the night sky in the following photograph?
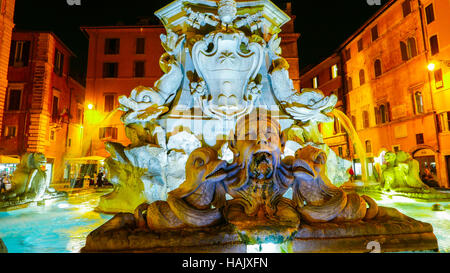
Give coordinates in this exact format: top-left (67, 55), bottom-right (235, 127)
top-left (13, 0), bottom-right (386, 83)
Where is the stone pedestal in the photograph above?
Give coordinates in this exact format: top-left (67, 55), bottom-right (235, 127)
top-left (81, 207), bottom-right (438, 253)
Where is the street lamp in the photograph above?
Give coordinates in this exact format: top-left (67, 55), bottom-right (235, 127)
top-left (427, 59), bottom-right (450, 71)
top-left (87, 104), bottom-right (94, 110)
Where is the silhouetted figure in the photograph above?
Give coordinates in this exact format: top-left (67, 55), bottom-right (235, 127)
top-left (97, 171), bottom-right (104, 188)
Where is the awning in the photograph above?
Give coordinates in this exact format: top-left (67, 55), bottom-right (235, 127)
top-left (65, 156), bottom-right (106, 163)
top-left (0, 155), bottom-right (20, 164)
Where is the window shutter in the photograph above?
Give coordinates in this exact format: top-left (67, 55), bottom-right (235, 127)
top-left (400, 41), bottom-right (408, 61)
top-left (386, 102), bottom-right (392, 122)
top-left (9, 40), bottom-right (16, 66)
top-left (22, 41), bottom-right (30, 66)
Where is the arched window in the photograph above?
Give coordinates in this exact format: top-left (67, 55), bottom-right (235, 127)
top-left (374, 59), bottom-right (382, 77)
top-left (414, 91), bottom-right (424, 114)
top-left (359, 69), bottom-right (365, 86)
top-left (363, 111), bottom-right (370, 128)
top-left (365, 140), bottom-right (372, 153)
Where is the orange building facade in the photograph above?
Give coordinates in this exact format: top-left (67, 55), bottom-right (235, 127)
top-left (1, 31), bottom-right (85, 184)
top-left (302, 0), bottom-right (450, 187)
top-left (81, 3), bottom-right (300, 158)
top-left (0, 0), bottom-right (16, 137)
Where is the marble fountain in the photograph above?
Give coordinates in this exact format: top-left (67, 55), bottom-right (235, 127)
top-left (79, 0), bottom-right (439, 253)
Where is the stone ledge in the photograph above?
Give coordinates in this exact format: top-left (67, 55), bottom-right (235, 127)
top-left (81, 207), bottom-right (439, 253)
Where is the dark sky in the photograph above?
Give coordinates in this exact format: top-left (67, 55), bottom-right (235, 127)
top-left (13, 0), bottom-right (386, 82)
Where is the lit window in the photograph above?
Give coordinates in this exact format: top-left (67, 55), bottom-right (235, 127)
top-left (99, 127), bottom-right (118, 140)
top-left (365, 140), bottom-right (372, 153)
top-left (10, 41), bottom-right (31, 67)
top-left (331, 64), bottom-right (338, 79)
top-left (5, 126), bottom-right (17, 137)
top-left (414, 91), bottom-right (424, 114)
top-left (312, 76), bottom-right (318, 88)
top-left (104, 94), bottom-right (115, 112)
top-left (434, 69), bottom-right (443, 89)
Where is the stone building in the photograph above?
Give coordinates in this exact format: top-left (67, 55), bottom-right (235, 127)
top-left (0, 0), bottom-right (16, 138)
top-left (81, 3), bottom-right (300, 158)
top-left (1, 30), bottom-right (85, 185)
top-left (299, 53), bottom-right (350, 160)
top-left (301, 0), bottom-right (450, 187)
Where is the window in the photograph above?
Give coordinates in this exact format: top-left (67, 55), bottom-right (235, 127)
top-left (401, 38), bottom-right (417, 61)
top-left (134, 61), bottom-right (145, 78)
top-left (347, 77), bottom-right (353, 91)
top-left (365, 140), bottom-right (372, 153)
top-left (402, 0), bottom-right (411, 17)
top-left (331, 64), bottom-right (338, 79)
top-left (345, 48), bottom-right (351, 61)
top-left (7, 89), bottom-right (22, 111)
top-left (103, 62), bottom-right (118, 78)
top-left (338, 146), bottom-right (343, 158)
top-left (54, 49), bottom-right (64, 76)
top-left (407, 38), bottom-right (417, 59)
top-left (5, 126), bottom-right (17, 137)
top-left (52, 95), bottom-right (59, 122)
top-left (136, 38), bottom-right (145, 54)
top-left (359, 69), bottom-right (365, 85)
top-left (363, 111), bottom-right (370, 128)
top-left (76, 108), bottom-right (84, 124)
top-left (416, 133), bottom-right (424, 145)
top-left (374, 59), bottom-right (382, 77)
top-left (351, 115), bottom-right (357, 129)
top-left (439, 112), bottom-right (450, 132)
top-left (99, 127), bottom-right (118, 140)
top-left (312, 76), bottom-right (318, 88)
top-left (9, 40), bottom-right (30, 67)
top-left (430, 35), bottom-right (439, 55)
top-left (413, 91), bottom-right (424, 114)
top-left (50, 130), bottom-right (56, 142)
top-left (375, 104), bottom-right (390, 125)
top-left (357, 39), bottom-right (363, 52)
top-left (104, 94), bottom-right (115, 112)
top-left (434, 68), bottom-right (443, 89)
top-left (105, 38), bottom-right (120, 55)
top-left (380, 105), bottom-right (387, 123)
top-left (371, 25), bottom-right (379, 41)
top-left (425, 4), bottom-right (435, 24)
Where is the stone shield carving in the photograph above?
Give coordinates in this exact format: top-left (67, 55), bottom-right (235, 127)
top-left (192, 32), bottom-right (264, 120)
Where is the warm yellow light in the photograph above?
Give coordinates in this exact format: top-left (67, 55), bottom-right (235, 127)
top-left (87, 104), bottom-right (94, 110)
top-left (427, 63), bottom-right (436, 71)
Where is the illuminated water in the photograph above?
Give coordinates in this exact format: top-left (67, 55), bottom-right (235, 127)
top-left (0, 191), bottom-right (113, 253)
top-left (0, 191), bottom-right (448, 253)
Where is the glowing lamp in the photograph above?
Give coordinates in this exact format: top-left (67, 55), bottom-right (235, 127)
top-left (427, 63), bottom-right (436, 71)
top-left (87, 104), bottom-right (94, 110)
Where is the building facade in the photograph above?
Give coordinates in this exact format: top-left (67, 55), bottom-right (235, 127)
top-left (81, 3), bottom-right (300, 158)
top-left (1, 31), bottom-right (85, 185)
top-left (302, 0), bottom-right (450, 187)
top-left (300, 53), bottom-right (350, 160)
top-left (0, 0), bottom-right (16, 138)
